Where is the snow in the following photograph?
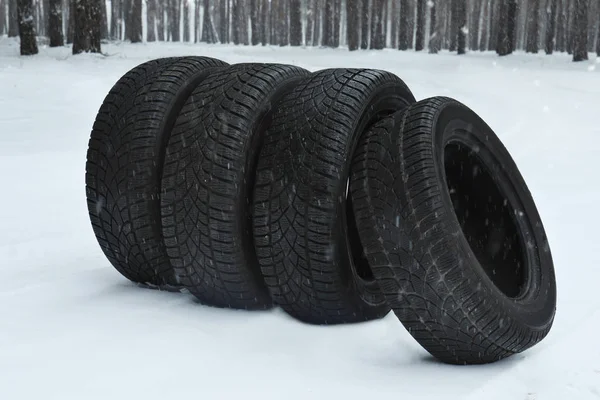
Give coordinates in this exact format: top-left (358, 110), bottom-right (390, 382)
top-left (1, 37), bottom-right (599, 399)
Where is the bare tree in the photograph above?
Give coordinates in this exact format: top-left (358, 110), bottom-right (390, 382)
top-left (99, 0), bottom-right (107, 38)
top-left (415, 0), bottom-right (426, 50)
top-left (347, 0), bottom-right (359, 50)
top-left (333, 0), bottom-right (340, 46)
top-left (72, 0), bottom-right (102, 54)
top-left (361, 0), bottom-right (369, 48)
top-left (370, 0), bottom-right (385, 49)
top-left (398, 0), bottom-right (409, 49)
top-left (48, 0), bottom-right (63, 46)
top-left (0, 0), bottom-right (5, 35)
top-left (17, 0), bottom-right (38, 55)
top-left (390, 0), bottom-right (399, 48)
top-left (201, 0), bottom-right (217, 43)
top-left (470, 0), bottom-right (482, 50)
top-left (290, 0), bottom-right (301, 45)
top-left (456, 0), bottom-right (466, 53)
top-left (219, 0), bottom-right (228, 43)
top-left (526, 0), bottom-right (540, 52)
top-left (429, 0), bottom-right (441, 53)
top-left (597, 0), bottom-right (600, 56)
top-left (110, 0), bottom-right (120, 39)
top-left (147, 0), bottom-right (157, 41)
top-left (497, 0), bottom-right (517, 55)
top-left (261, 0), bottom-right (269, 44)
top-left (9, 0), bottom-right (19, 36)
top-left (183, 0), bottom-right (190, 42)
top-left (572, 0), bottom-right (589, 60)
top-left (127, 0), bottom-right (141, 42)
top-left (545, 0), bottom-right (558, 53)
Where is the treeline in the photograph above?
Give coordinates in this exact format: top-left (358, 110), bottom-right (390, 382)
top-left (2, 0), bottom-right (599, 61)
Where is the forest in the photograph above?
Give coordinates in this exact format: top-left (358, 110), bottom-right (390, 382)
top-left (1, 0), bottom-right (599, 61)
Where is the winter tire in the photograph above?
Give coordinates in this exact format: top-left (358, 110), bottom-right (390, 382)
top-left (350, 96), bottom-right (557, 364)
top-left (253, 69), bottom-right (416, 324)
top-left (85, 56), bottom-right (228, 289)
top-left (160, 63), bottom-right (310, 309)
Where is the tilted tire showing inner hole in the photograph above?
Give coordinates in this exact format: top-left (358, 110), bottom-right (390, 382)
top-left (160, 63), bottom-right (310, 309)
top-left (350, 96), bottom-right (556, 364)
top-left (85, 56), bottom-right (228, 289)
top-left (252, 69), bottom-right (416, 324)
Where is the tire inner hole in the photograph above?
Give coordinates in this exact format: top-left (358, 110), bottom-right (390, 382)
top-left (346, 177), bottom-right (375, 282)
top-left (444, 142), bottom-right (526, 298)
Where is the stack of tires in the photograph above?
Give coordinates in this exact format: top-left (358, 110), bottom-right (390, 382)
top-left (85, 56), bottom-right (556, 365)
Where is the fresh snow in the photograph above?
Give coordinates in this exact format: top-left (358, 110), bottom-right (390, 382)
top-left (1, 37), bottom-right (599, 399)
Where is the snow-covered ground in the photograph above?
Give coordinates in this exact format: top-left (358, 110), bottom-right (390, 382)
top-left (1, 37), bottom-right (599, 399)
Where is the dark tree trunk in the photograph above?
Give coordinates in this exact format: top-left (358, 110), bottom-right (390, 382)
top-left (157, 0), bottom-right (165, 41)
top-left (429, 0), bottom-right (441, 53)
top-left (305, 0), bottom-right (314, 45)
top-left (201, 0), bottom-right (216, 42)
top-left (398, 0), bottom-right (409, 49)
top-left (361, 0), bottom-right (369, 49)
top-left (167, 0), bottom-right (180, 41)
top-left (597, 1), bottom-right (600, 56)
top-left (73, 0), bottom-right (102, 54)
top-left (556, 0), bottom-right (565, 51)
top-left (347, 0), bottom-right (359, 50)
top-left (110, 0), bottom-right (120, 39)
top-left (449, 0), bottom-right (458, 51)
top-left (390, 0), bottom-right (399, 48)
top-left (67, 0), bottom-right (74, 43)
top-left (99, 0), bottom-right (107, 38)
top-left (289, 0), bottom-right (301, 45)
top-left (279, 0), bottom-right (288, 46)
top-left (526, 0), bottom-right (540, 52)
top-left (147, 0), bottom-right (157, 41)
top-left (333, 0), bottom-right (340, 46)
top-left (17, 0), bottom-right (38, 55)
top-left (183, 0), bottom-right (190, 42)
top-left (545, 0), bottom-right (558, 53)
top-left (496, 0), bottom-right (516, 55)
top-left (128, 0), bottom-right (142, 42)
top-left (479, 0), bottom-right (488, 50)
top-left (9, 0), bottom-right (19, 36)
top-left (488, 0), bottom-right (499, 50)
top-left (48, 0), bottom-right (63, 46)
top-left (415, 0), bottom-right (426, 50)
top-left (370, 0), bottom-right (384, 49)
top-left (566, 0), bottom-right (574, 54)
top-left (0, 0), bottom-right (5, 35)
top-left (313, 0), bottom-right (321, 45)
top-left (260, 0), bottom-right (269, 44)
top-left (572, 0), bottom-right (589, 60)
top-left (469, 0), bottom-right (482, 50)
top-left (250, 0), bottom-right (258, 44)
top-left (406, 0), bottom-right (414, 48)
top-left (456, 0), bottom-right (466, 53)
top-left (322, 0), bottom-right (333, 46)
top-left (219, 0), bottom-right (227, 43)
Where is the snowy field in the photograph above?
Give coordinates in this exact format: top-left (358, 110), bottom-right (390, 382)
top-left (1, 36), bottom-right (599, 399)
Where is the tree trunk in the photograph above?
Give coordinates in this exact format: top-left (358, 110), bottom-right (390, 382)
top-left (0, 0), bottom-right (5, 35)
top-left (289, 0), bottom-right (301, 45)
top-left (496, 0), bottom-right (516, 55)
top-left (48, 0), bottom-right (63, 46)
top-left (398, 0), bottom-right (409, 49)
top-left (183, 0), bottom-right (190, 42)
top-left (526, 0), bottom-right (540, 52)
top-left (99, 0), bottom-right (107, 38)
top-left (201, 0), bottom-right (215, 42)
top-left (347, 0), bottom-right (359, 50)
top-left (469, 0), bottom-right (482, 50)
top-left (17, 0), bottom-right (38, 55)
top-left (73, 0), bottom-right (101, 54)
top-left (250, 0), bottom-right (258, 44)
top-left (488, 0), bottom-right (499, 51)
top-left (147, 0), bottom-right (157, 41)
top-left (597, 1), bottom-right (600, 56)
top-left (333, 0), bottom-right (340, 46)
top-left (370, 0), bottom-right (384, 49)
top-left (415, 0), bottom-right (426, 50)
top-left (479, 0), bottom-right (489, 50)
top-left (545, 0), bottom-right (558, 53)
top-left (390, 0), bottom-right (399, 48)
top-left (361, 0), bottom-right (369, 49)
top-left (322, 0), bottom-right (333, 46)
top-left (261, 0), bottom-right (269, 44)
top-left (128, 0), bottom-right (141, 42)
top-left (572, 0), bottom-right (589, 60)
top-left (218, 0), bottom-right (227, 43)
top-left (456, 0), bottom-right (466, 53)
top-left (305, 0), bottom-right (313, 45)
top-left (157, 0), bottom-right (165, 41)
top-left (9, 0), bottom-right (19, 36)
top-left (429, 0), bottom-right (441, 53)
top-left (110, 0), bottom-right (119, 39)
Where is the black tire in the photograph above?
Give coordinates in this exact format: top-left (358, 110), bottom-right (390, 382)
top-left (85, 56), bottom-right (228, 289)
top-left (160, 63), bottom-right (310, 309)
top-left (253, 69), bottom-right (416, 324)
top-left (350, 96), bottom-right (556, 364)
